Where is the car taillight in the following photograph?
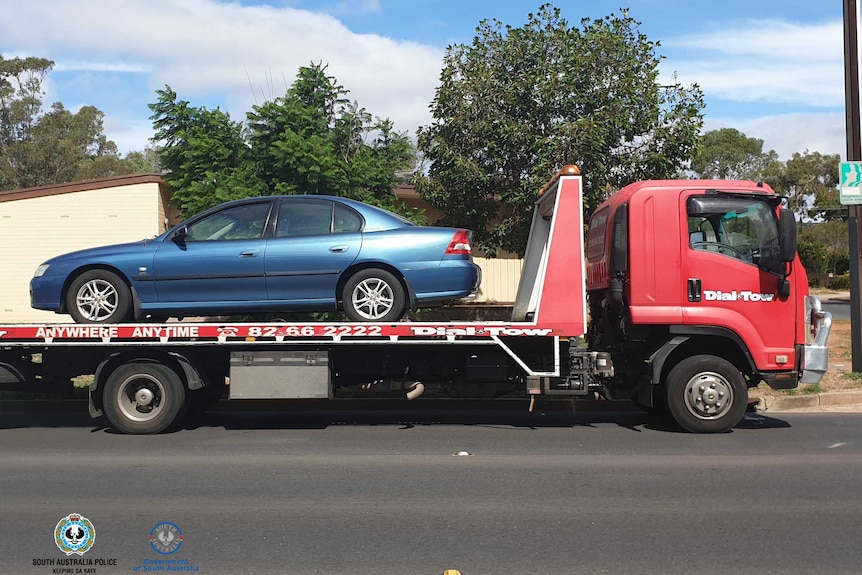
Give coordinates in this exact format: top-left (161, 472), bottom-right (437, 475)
top-left (445, 230), bottom-right (472, 255)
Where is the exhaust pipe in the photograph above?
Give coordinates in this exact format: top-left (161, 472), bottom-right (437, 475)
top-left (405, 381), bottom-right (425, 400)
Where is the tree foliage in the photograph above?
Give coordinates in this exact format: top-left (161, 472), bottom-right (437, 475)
top-left (150, 86), bottom-right (263, 215)
top-left (798, 220), bottom-right (849, 276)
top-left (763, 150), bottom-right (841, 222)
top-left (690, 128), bottom-right (847, 278)
top-left (0, 55), bottom-right (139, 190)
top-left (690, 129), bottom-right (843, 222)
top-left (690, 128), bottom-right (778, 180)
top-left (150, 63), bottom-right (418, 219)
top-left (415, 4), bottom-right (704, 255)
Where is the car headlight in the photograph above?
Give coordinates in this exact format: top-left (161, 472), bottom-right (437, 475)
top-left (33, 264), bottom-right (50, 278)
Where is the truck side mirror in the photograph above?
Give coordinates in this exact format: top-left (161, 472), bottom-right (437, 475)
top-left (778, 207), bottom-right (797, 263)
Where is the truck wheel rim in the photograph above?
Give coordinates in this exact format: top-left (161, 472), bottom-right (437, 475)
top-left (683, 371), bottom-right (733, 420)
top-left (76, 279), bottom-right (118, 321)
top-left (116, 374), bottom-right (165, 422)
top-left (352, 278), bottom-right (394, 320)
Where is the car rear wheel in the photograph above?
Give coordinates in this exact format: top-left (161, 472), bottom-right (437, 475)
top-left (343, 269), bottom-right (406, 322)
top-left (66, 270), bottom-right (132, 323)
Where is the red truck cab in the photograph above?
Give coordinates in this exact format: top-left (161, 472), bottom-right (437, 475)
top-left (584, 178), bottom-right (831, 430)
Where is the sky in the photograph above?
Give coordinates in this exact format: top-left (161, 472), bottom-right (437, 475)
top-left (0, 0), bottom-right (848, 161)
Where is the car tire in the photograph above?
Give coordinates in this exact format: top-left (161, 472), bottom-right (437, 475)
top-left (665, 355), bottom-right (747, 433)
top-left (102, 362), bottom-right (186, 434)
top-left (66, 269), bottom-right (131, 324)
top-left (342, 268), bottom-right (406, 322)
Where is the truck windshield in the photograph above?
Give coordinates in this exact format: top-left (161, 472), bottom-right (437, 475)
top-left (687, 196), bottom-right (782, 274)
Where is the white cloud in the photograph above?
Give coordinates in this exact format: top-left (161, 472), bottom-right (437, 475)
top-left (665, 19), bottom-right (843, 108)
top-left (704, 112), bottom-right (846, 160)
top-left (0, 2), bottom-right (847, 160)
top-left (0, 0), bottom-right (443, 149)
top-left (54, 61), bottom-right (148, 73)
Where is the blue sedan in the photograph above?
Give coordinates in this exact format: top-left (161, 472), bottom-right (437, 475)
top-left (30, 195), bottom-right (481, 323)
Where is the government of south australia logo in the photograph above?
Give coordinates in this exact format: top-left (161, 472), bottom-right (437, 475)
top-left (54, 513), bottom-right (95, 556)
top-left (150, 522), bottom-right (183, 554)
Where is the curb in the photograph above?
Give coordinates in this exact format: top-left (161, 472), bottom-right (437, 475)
top-left (751, 390), bottom-right (862, 412)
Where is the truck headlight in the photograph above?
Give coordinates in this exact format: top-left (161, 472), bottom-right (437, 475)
top-left (33, 264), bottom-right (50, 278)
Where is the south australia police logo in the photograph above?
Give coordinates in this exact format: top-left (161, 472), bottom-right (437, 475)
top-left (54, 513), bottom-right (95, 555)
top-left (150, 521), bottom-right (183, 554)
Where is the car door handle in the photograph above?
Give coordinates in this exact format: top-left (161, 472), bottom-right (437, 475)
top-left (329, 245), bottom-right (349, 253)
top-left (239, 250), bottom-right (259, 258)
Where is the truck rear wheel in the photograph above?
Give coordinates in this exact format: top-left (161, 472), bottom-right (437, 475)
top-left (102, 362), bottom-right (186, 434)
top-left (665, 355), bottom-right (747, 433)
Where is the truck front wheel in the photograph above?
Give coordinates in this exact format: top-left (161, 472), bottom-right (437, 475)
top-left (666, 355), bottom-right (747, 433)
top-left (102, 362), bottom-right (186, 434)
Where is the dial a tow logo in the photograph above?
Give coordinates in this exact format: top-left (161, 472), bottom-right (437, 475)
top-left (150, 522), bottom-right (183, 554)
top-left (54, 513), bottom-right (95, 556)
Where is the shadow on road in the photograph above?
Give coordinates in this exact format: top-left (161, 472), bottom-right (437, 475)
top-left (0, 398), bottom-right (793, 433)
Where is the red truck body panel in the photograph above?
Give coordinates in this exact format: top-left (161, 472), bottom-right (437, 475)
top-left (585, 178), bottom-right (809, 372)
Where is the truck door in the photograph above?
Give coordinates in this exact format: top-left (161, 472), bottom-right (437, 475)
top-left (681, 193), bottom-right (797, 369)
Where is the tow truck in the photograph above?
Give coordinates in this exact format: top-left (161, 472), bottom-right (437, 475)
top-left (0, 166), bottom-right (831, 433)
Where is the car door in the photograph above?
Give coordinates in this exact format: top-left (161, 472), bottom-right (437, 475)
top-left (151, 201), bottom-right (273, 304)
top-left (264, 198), bottom-right (362, 304)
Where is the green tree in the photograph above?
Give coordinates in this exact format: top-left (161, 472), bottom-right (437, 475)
top-left (690, 128), bottom-right (778, 180)
top-left (0, 55), bottom-right (125, 190)
top-left (151, 64), bottom-right (418, 220)
top-left (149, 86), bottom-right (265, 215)
top-left (796, 238), bottom-right (829, 276)
top-left (799, 219), bottom-right (849, 276)
top-left (764, 150), bottom-right (841, 221)
top-left (246, 63), bottom-right (416, 215)
top-left (415, 5), bottom-right (704, 255)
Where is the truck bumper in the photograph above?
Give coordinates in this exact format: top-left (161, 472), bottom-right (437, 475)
top-left (800, 296), bottom-right (832, 385)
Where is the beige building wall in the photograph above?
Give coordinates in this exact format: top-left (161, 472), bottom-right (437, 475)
top-left (472, 254), bottom-right (523, 303)
top-left (0, 181), bottom-right (165, 323)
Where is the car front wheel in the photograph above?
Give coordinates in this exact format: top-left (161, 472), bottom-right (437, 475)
top-left (342, 269), bottom-right (406, 322)
top-left (66, 269), bottom-right (131, 324)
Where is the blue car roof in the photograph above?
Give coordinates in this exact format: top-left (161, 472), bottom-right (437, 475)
top-left (159, 195), bottom-right (418, 240)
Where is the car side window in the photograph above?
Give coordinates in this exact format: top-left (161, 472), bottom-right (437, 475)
top-left (186, 203), bottom-right (271, 241)
top-left (334, 203), bottom-right (363, 233)
top-left (275, 201), bottom-right (333, 237)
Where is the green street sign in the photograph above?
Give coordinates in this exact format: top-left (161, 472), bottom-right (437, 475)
top-left (840, 161), bottom-right (862, 205)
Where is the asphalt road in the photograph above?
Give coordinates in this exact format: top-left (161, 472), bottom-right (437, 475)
top-left (3, 406), bottom-right (862, 575)
top-left (822, 299), bottom-right (850, 320)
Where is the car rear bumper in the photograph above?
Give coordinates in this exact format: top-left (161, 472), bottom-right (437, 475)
top-left (408, 261), bottom-right (480, 305)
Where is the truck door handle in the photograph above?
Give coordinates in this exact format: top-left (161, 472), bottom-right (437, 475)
top-left (688, 278), bottom-right (702, 302)
top-left (329, 245), bottom-right (349, 253)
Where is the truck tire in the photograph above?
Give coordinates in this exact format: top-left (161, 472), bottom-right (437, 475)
top-left (66, 269), bottom-right (131, 324)
top-left (665, 355), bottom-right (747, 433)
top-left (102, 362), bottom-right (186, 434)
top-left (342, 268), bottom-right (406, 322)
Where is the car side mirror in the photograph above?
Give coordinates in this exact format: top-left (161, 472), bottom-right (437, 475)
top-left (173, 225), bottom-right (189, 243)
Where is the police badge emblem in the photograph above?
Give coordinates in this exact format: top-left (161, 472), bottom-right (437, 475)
top-left (149, 521), bottom-right (183, 554)
top-left (54, 513), bottom-right (95, 556)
